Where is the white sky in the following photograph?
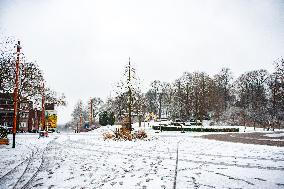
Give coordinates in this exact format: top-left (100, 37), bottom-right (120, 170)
top-left (0, 0), bottom-right (284, 124)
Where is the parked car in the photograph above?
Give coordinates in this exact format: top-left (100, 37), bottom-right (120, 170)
top-left (172, 119), bottom-right (185, 126)
top-left (189, 119), bottom-right (202, 126)
top-left (185, 122), bottom-right (191, 126)
top-left (159, 118), bottom-right (171, 126)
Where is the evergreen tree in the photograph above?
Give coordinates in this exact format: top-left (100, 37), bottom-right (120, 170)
top-left (108, 112), bottom-right (115, 125)
top-left (99, 111), bottom-right (108, 126)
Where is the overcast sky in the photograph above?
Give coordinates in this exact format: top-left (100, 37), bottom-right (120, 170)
top-left (0, 0), bottom-right (284, 124)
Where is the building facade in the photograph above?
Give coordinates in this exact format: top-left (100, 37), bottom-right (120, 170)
top-left (0, 93), bottom-right (14, 128)
top-left (0, 93), bottom-right (41, 132)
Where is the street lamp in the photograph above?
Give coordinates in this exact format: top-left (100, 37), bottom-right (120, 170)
top-left (12, 41), bottom-right (21, 148)
top-left (41, 83), bottom-right (45, 131)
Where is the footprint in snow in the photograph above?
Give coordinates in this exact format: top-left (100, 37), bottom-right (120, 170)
top-left (65, 177), bottom-right (75, 181)
top-left (33, 183), bottom-right (44, 187)
top-left (47, 185), bottom-right (55, 189)
top-left (254, 178), bottom-right (266, 181)
top-left (35, 178), bottom-right (44, 182)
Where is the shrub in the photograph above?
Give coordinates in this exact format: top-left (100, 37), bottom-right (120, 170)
top-left (152, 126), bottom-right (239, 132)
top-left (103, 128), bottom-right (148, 141)
top-left (103, 132), bottom-right (115, 140)
top-left (133, 129), bottom-right (148, 139)
top-left (0, 127), bottom-right (8, 139)
top-left (116, 128), bottom-right (132, 141)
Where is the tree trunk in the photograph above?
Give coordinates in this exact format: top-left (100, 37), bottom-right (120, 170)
top-left (158, 94), bottom-right (162, 119)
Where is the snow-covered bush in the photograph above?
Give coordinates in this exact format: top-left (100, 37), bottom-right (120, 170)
top-left (103, 132), bottom-right (115, 140)
top-left (103, 128), bottom-right (148, 141)
top-left (133, 129), bottom-right (148, 139)
top-left (0, 127), bottom-right (8, 139)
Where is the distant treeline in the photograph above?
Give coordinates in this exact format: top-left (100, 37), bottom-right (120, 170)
top-left (70, 58), bottom-right (283, 128)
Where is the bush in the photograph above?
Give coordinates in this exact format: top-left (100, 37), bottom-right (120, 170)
top-left (103, 132), bottom-right (115, 140)
top-left (152, 126), bottom-right (239, 132)
top-left (117, 128), bottom-right (132, 140)
top-left (0, 127), bottom-right (8, 139)
top-left (103, 128), bottom-right (148, 141)
top-left (133, 129), bottom-right (148, 139)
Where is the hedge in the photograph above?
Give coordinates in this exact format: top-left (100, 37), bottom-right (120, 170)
top-left (0, 127), bottom-right (8, 139)
top-left (152, 126), bottom-right (239, 132)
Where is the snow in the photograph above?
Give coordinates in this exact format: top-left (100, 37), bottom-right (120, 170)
top-left (0, 124), bottom-right (284, 189)
top-left (265, 133), bottom-right (284, 138)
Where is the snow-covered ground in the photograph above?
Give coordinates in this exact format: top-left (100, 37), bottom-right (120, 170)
top-left (0, 124), bottom-right (284, 189)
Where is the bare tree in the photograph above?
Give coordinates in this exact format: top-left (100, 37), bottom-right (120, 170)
top-left (235, 69), bottom-right (269, 129)
top-left (211, 68), bottom-right (234, 122)
top-left (267, 58), bottom-right (284, 128)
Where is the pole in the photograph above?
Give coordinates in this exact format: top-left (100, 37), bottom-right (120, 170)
top-left (41, 83), bottom-right (45, 131)
top-left (90, 98), bottom-right (92, 127)
top-left (12, 41), bottom-right (21, 148)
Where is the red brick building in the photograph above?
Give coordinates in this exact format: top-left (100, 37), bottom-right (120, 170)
top-left (0, 93), bottom-right (41, 132)
top-left (0, 93), bottom-right (14, 128)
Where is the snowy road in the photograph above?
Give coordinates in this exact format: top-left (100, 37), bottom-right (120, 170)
top-left (1, 127), bottom-right (284, 189)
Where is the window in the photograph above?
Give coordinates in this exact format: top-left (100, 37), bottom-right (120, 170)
top-left (20, 122), bottom-right (26, 128)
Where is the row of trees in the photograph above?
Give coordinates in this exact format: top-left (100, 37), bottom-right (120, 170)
top-left (70, 98), bottom-right (103, 127)
top-left (0, 36), bottom-right (66, 124)
top-left (70, 58), bottom-right (283, 129)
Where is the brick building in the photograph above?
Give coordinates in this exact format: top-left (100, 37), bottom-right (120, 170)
top-left (28, 109), bottom-right (42, 132)
top-left (18, 101), bottom-right (33, 132)
top-left (0, 93), bottom-right (40, 132)
top-left (0, 93), bottom-right (14, 128)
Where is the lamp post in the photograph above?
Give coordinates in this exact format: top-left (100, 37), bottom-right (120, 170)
top-left (41, 83), bottom-right (45, 131)
top-left (12, 41), bottom-right (21, 148)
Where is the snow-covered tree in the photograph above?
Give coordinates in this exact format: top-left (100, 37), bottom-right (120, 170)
top-left (114, 58), bottom-right (141, 130)
top-left (235, 69), bottom-right (269, 128)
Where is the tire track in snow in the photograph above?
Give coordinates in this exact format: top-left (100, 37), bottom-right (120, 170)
top-left (20, 137), bottom-right (58, 189)
top-left (173, 141), bottom-right (179, 189)
top-left (0, 144), bottom-right (35, 188)
top-left (0, 138), bottom-right (57, 189)
top-left (12, 148), bottom-right (38, 189)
